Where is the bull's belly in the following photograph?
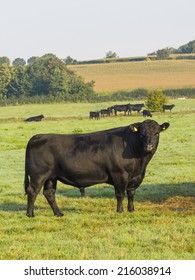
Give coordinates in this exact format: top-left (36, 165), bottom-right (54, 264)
top-left (57, 173), bottom-right (108, 188)
top-left (55, 158), bottom-right (109, 187)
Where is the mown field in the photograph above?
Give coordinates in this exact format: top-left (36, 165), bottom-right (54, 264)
top-left (0, 99), bottom-right (195, 260)
top-left (69, 60), bottom-right (195, 93)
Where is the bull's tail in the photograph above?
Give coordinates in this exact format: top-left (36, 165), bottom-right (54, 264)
top-left (24, 147), bottom-right (30, 195)
top-left (24, 166), bottom-right (29, 195)
top-left (24, 135), bottom-right (47, 194)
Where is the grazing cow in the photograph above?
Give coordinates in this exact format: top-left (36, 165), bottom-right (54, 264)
top-left (89, 111), bottom-right (100, 120)
top-left (25, 114), bottom-right (44, 122)
top-left (143, 110), bottom-right (152, 118)
top-left (162, 104), bottom-right (175, 112)
top-left (129, 103), bottom-right (145, 114)
top-left (24, 119), bottom-right (170, 217)
top-left (112, 104), bottom-right (130, 115)
top-left (100, 107), bottom-right (112, 117)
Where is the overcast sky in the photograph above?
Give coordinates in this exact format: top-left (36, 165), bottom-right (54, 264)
top-left (0, 0), bottom-right (194, 62)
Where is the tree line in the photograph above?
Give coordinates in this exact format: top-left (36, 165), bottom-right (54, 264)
top-left (0, 51), bottom-right (194, 106)
top-left (148, 39), bottom-right (195, 59)
top-left (0, 54), bottom-right (95, 101)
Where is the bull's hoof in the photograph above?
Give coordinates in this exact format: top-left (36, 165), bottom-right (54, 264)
top-left (128, 207), bottom-right (135, 212)
top-left (55, 212), bottom-right (64, 217)
top-left (117, 208), bottom-right (124, 213)
top-left (26, 213), bottom-right (35, 218)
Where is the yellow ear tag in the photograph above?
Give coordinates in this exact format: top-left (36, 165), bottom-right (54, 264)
top-left (134, 127), bottom-right (138, 132)
top-left (162, 127), bottom-right (166, 130)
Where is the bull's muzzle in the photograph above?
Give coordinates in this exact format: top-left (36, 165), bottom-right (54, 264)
top-left (145, 144), bottom-right (153, 152)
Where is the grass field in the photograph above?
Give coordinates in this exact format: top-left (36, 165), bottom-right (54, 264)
top-left (69, 60), bottom-right (195, 93)
top-left (0, 99), bottom-right (195, 260)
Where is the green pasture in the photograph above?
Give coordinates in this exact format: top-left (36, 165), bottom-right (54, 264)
top-left (0, 99), bottom-right (194, 260)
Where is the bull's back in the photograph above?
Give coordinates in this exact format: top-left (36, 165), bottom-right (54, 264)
top-left (25, 129), bottom-right (125, 170)
top-left (26, 134), bottom-right (74, 162)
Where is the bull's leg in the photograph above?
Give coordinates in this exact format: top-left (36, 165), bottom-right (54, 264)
top-left (114, 186), bottom-right (125, 212)
top-left (43, 179), bottom-right (63, 217)
top-left (26, 179), bottom-right (42, 217)
top-left (127, 174), bottom-right (143, 212)
top-left (79, 187), bottom-right (85, 197)
top-left (127, 188), bottom-right (136, 212)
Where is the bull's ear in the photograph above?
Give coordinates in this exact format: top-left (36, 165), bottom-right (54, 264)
top-left (160, 122), bottom-right (170, 132)
top-left (130, 123), bottom-right (140, 133)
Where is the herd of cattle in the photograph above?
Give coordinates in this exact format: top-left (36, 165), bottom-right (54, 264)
top-left (89, 103), bottom-right (175, 120)
top-left (23, 104), bottom-right (175, 122)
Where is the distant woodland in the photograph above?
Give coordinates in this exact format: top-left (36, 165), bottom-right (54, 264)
top-left (0, 54), bottom-right (95, 103)
top-left (0, 40), bottom-right (194, 105)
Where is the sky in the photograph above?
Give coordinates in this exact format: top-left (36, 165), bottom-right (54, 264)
top-left (0, 0), bottom-right (195, 62)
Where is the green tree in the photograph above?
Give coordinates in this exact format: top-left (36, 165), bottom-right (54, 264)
top-left (156, 48), bottom-right (170, 60)
top-left (7, 66), bottom-right (31, 98)
top-left (48, 63), bottom-right (70, 96)
top-left (0, 64), bottom-right (12, 98)
top-left (41, 53), bottom-right (58, 60)
top-left (27, 56), bottom-right (39, 65)
top-left (177, 40), bottom-right (195, 53)
top-left (0, 56), bottom-right (10, 66)
top-left (105, 51), bottom-right (118, 58)
top-left (68, 71), bottom-right (95, 98)
top-left (12, 57), bottom-right (26, 67)
top-left (26, 56), bottom-right (94, 98)
top-left (0, 54), bottom-right (95, 101)
top-left (63, 56), bottom-right (77, 65)
top-left (146, 90), bottom-right (167, 111)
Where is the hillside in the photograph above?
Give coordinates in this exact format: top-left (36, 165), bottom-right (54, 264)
top-left (69, 59), bottom-right (195, 93)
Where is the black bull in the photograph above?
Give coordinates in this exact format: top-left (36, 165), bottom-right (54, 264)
top-left (24, 120), bottom-right (169, 217)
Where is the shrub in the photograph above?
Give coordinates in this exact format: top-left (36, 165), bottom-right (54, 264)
top-left (146, 90), bottom-right (167, 111)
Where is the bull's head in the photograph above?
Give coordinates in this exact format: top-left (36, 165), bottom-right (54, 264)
top-left (130, 120), bottom-right (170, 153)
